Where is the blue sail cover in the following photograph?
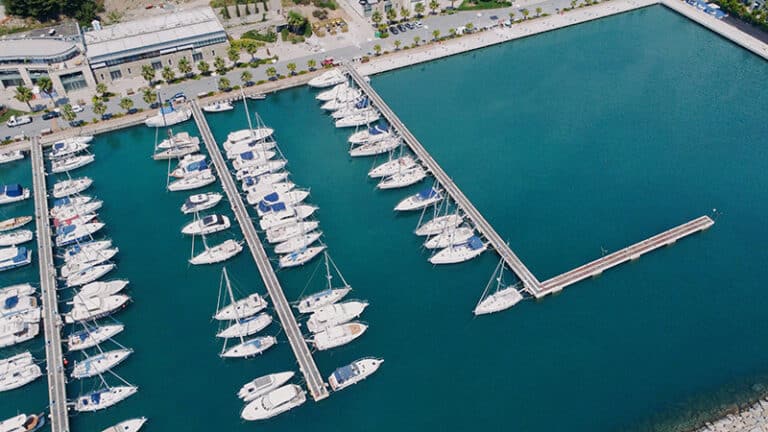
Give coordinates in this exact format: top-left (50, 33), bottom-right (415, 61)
top-left (90, 390), bottom-right (103, 404)
top-left (272, 202), bottom-right (287, 212)
top-left (240, 151), bottom-right (255, 161)
top-left (263, 192), bottom-right (279, 203)
top-left (57, 224), bottom-right (76, 236)
top-left (4, 295), bottom-right (18, 309)
top-left (355, 97), bottom-right (369, 109)
top-left (417, 188), bottom-right (438, 200)
top-left (467, 236), bottom-right (484, 250)
top-left (75, 329), bottom-right (90, 341)
top-left (257, 201), bottom-right (270, 213)
top-left (187, 160), bottom-right (207, 171)
top-left (53, 142), bottom-right (65, 150)
top-left (12, 247), bottom-right (28, 262)
top-left (53, 197), bottom-right (71, 207)
top-left (2, 184), bottom-right (23, 197)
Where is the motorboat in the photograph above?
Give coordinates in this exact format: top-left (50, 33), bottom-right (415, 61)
top-left (49, 139), bottom-right (89, 159)
top-left (74, 386), bottom-right (138, 412)
top-left (315, 82), bottom-right (349, 101)
top-left (0, 230), bottom-right (32, 247)
top-left (245, 182), bottom-right (296, 206)
top-left (424, 226), bottom-right (475, 249)
top-left (349, 137), bottom-right (400, 157)
top-left (296, 287), bottom-right (351, 314)
top-left (61, 240), bottom-right (113, 263)
top-left (0, 284), bottom-right (34, 299)
top-left (240, 384), bottom-right (306, 420)
top-left (170, 158), bottom-right (208, 179)
top-left (145, 106), bottom-right (191, 127)
top-left (232, 150), bottom-right (277, 171)
top-left (415, 214), bottom-right (463, 236)
top-left (152, 142), bottom-right (200, 160)
top-left (0, 246), bottom-right (31, 272)
top-left (51, 154), bottom-right (95, 173)
top-left (71, 348), bottom-right (132, 379)
top-left (266, 221), bottom-right (319, 244)
top-left (328, 357), bottom-right (383, 391)
top-left (216, 313), bottom-right (272, 339)
top-left (349, 123), bottom-right (391, 145)
top-left (0, 151), bottom-right (24, 165)
top-left (52, 177), bottom-right (93, 198)
top-left (221, 335), bottom-right (276, 358)
top-left (202, 101), bottom-right (234, 113)
top-left (224, 128), bottom-right (275, 151)
top-left (100, 418), bottom-right (147, 432)
top-left (306, 300), bottom-right (368, 333)
top-left (67, 324), bottom-right (124, 351)
top-left (55, 222), bottom-right (105, 247)
top-left (189, 239), bottom-right (243, 265)
top-left (235, 160), bottom-right (287, 181)
top-left (51, 195), bottom-right (93, 214)
top-left (247, 93), bottom-right (266, 100)
top-left (181, 192), bottom-right (223, 214)
top-left (167, 170), bottom-right (216, 192)
top-left (0, 352), bottom-right (32, 375)
top-left (311, 322), bottom-right (367, 351)
top-left (0, 184), bottom-right (30, 205)
top-left (64, 263), bottom-right (116, 288)
top-left (214, 293), bottom-right (267, 321)
top-left (377, 166), bottom-right (427, 190)
top-left (225, 139), bottom-right (277, 159)
top-left (0, 317), bottom-right (39, 348)
top-left (0, 362), bottom-right (40, 393)
top-left (274, 231), bottom-right (322, 254)
top-left (0, 295), bottom-right (37, 319)
top-left (0, 216), bottom-right (32, 232)
top-left (429, 236), bottom-right (487, 264)
top-left (76, 279), bottom-right (129, 299)
top-left (335, 110), bottom-right (381, 128)
top-left (64, 294), bottom-right (129, 323)
top-left (308, 69), bottom-right (346, 88)
top-left (156, 131), bottom-right (200, 150)
top-left (241, 172), bottom-right (289, 192)
top-left (395, 187), bottom-right (442, 211)
top-left (256, 191), bottom-right (310, 216)
top-left (52, 136), bottom-right (93, 147)
top-left (238, 371), bottom-right (294, 402)
top-left (181, 214), bottom-right (230, 235)
top-left (59, 247), bottom-right (118, 278)
top-left (0, 413), bottom-right (45, 432)
top-left (259, 205), bottom-right (317, 230)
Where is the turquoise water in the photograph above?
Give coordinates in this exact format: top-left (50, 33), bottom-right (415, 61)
top-left (2, 5), bottom-right (768, 432)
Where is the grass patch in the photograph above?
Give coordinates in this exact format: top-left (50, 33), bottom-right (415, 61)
top-left (457, 0), bottom-right (512, 10)
top-left (0, 108), bottom-right (27, 123)
top-left (242, 29), bottom-right (277, 42)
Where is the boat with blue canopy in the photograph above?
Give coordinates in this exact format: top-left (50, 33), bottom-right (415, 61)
top-left (429, 235), bottom-right (487, 265)
top-left (328, 357), bottom-right (383, 391)
top-left (0, 184), bottom-right (30, 206)
top-left (349, 122), bottom-right (391, 145)
top-left (395, 187), bottom-right (443, 212)
top-left (0, 246), bottom-right (32, 272)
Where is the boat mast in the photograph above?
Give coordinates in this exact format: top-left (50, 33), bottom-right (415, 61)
top-left (326, 251), bottom-right (350, 289)
top-left (221, 267), bottom-right (246, 354)
top-left (475, 257), bottom-right (504, 308)
top-left (240, 89), bottom-right (255, 139)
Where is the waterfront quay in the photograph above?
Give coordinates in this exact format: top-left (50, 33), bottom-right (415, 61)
top-left (190, 101), bottom-right (330, 402)
top-left (29, 137), bottom-right (70, 432)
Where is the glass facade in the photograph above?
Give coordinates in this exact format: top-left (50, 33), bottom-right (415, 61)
top-left (28, 69), bottom-right (50, 84)
top-left (60, 71), bottom-right (88, 92)
top-left (0, 69), bottom-right (24, 87)
top-left (109, 69), bottom-right (122, 80)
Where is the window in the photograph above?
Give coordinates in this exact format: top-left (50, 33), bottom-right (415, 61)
top-left (193, 52), bottom-right (203, 62)
top-left (0, 69), bottom-right (24, 87)
top-left (109, 69), bottom-right (122, 80)
top-left (60, 71), bottom-right (88, 92)
top-left (168, 58), bottom-right (173, 65)
top-left (28, 69), bottom-right (50, 84)
top-left (151, 61), bottom-right (162, 70)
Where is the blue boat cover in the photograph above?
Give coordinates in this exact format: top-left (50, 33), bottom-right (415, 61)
top-left (90, 391), bottom-right (102, 404)
top-left (53, 142), bottom-right (65, 150)
top-left (417, 188), bottom-right (437, 200)
top-left (240, 151), bottom-right (255, 161)
top-left (202, 215), bottom-right (215, 224)
top-left (248, 338), bottom-right (264, 348)
top-left (272, 202), bottom-right (287, 212)
top-left (53, 197), bottom-right (71, 207)
top-left (2, 184), bottom-right (23, 197)
top-left (263, 192), bottom-right (279, 203)
top-left (355, 97), bottom-right (369, 109)
top-left (186, 160), bottom-right (207, 171)
top-left (257, 201), bottom-right (270, 213)
top-left (467, 236), bottom-right (483, 250)
top-left (332, 364), bottom-right (359, 384)
top-left (4, 295), bottom-right (18, 309)
top-left (12, 247), bottom-right (28, 262)
top-left (75, 330), bottom-right (89, 341)
top-left (57, 225), bottom-right (76, 236)
top-left (160, 105), bottom-right (175, 115)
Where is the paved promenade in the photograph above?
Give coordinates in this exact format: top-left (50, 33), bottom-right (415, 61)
top-left (692, 398), bottom-right (768, 432)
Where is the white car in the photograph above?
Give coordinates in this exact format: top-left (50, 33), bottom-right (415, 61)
top-left (6, 115), bottom-right (33, 127)
top-left (71, 104), bottom-right (84, 113)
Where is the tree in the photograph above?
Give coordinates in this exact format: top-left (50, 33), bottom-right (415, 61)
top-left (119, 97), bottom-right (134, 112)
top-left (220, 5), bottom-right (231, 19)
top-left (386, 7), bottom-right (397, 22)
top-left (535, 6), bottom-right (542, 15)
top-left (142, 88), bottom-right (157, 106)
top-left (429, 0), bottom-right (439, 14)
top-left (141, 64), bottom-right (156, 85)
top-left (570, 0), bottom-right (576, 7)
top-left (286, 62), bottom-right (297, 75)
top-left (371, 10), bottom-right (382, 25)
top-left (218, 77), bottom-right (231, 91)
top-left (96, 82), bottom-right (108, 97)
top-left (373, 44), bottom-right (382, 55)
top-left (91, 94), bottom-right (102, 105)
top-left (178, 56), bottom-right (193, 77)
top-left (400, 6), bottom-right (410, 20)
top-left (414, 2), bottom-right (425, 17)
top-left (92, 100), bottom-right (107, 116)
top-left (240, 70), bottom-right (252, 85)
top-left (432, 29), bottom-right (440, 40)
top-left (244, 41), bottom-right (261, 62)
top-left (214, 56), bottom-right (227, 75)
top-left (14, 85), bottom-right (33, 110)
top-left (394, 39), bottom-right (401, 50)
top-left (36, 76), bottom-right (54, 106)
top-left (61, 104), bottom-right (76, 122)
top-left (307, 59), bottom-right (317, 71)
top-left (449, 27), bottom-right (456, 37)
top-left (265, 66), bottom-right (277, 80)
top-left (227, 45), bottom-right (241, 65)
top-left (521, 8), bottom-right (529, 18)
top-left (287, 11), bottom-right (306, 33)
top-left (466, 22), bottom-right (474, 32)
top-left (161, 66), bottom-right (175, 83)
top-left (413, 35), bottom-right (421, 46)
top-left (509, 11), bottom-right (516, 21)
top-left (197, 60), bottom-right (211, 76)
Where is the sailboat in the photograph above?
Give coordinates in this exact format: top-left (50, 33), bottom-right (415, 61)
top-left (295, 251), bottom-right (352, 313)
top-left (49, 139), bottom-right (90, 159)
top-left (306, 300), bottom-right (368, 333)
top-left (0, 246), bottom-right (32, 272)
top-left (415, 213), bottom-right (463, 236)
top-left (311, 322), bottom-right (367, 351)
top-left (167, 169), bottom-right (216, 192)
top-left (170, 156), bottom-right (208, 178)
top-left (259, 205), bottom-right (317, 231)
top-left (156, 131), bottom-right (200, 150)
top-left (76, 280), bottom-right (129, 299)
top-left (0, 316), bottom-right (39, 348)
top-left (59, 248), bottom-right (119, 278)
top-left (474, 258), bottom-right (524, 315)
top-left (61, 240), bottom-right (113, 262)
top-left (349, 137), bottom-right (401, 157)
top-left (429, 236), bottom-right (487, 265)
top-left (368, 155), bottom-right (416, 178)
top-left (274, 231), bottom-right (322, 254)
top-left (377, 166), bottom-right (427, 190)
top-left (316, 82), bottom-right (349, 101)
top-left (241, 172), bottom-right (289, 192)
top-left (181, 214), bottom-right (230, 236)
top-left (74, 383), bottom-right (137, 412)
top-left (423, 226), bottom-right (475, 250)
top-left (224, 129), bottom-right (275, 151)
top-left (0, 150), bottom-right (24, 165)
top-left (349, 123), bottom-right (391, 145)
top-left (245, 182), bottom-right (296, 206)
top-left (394, 187), bottom-right (442, 212)
top-left (64, 293), bottom-right (129, 323)
top-left (52, 177), bottom-right (93, 198)
top-left (202, 101), bottom-right (234, 113)
top-left (279, 245), bottom-right (326, 268)
top-left (144, 104), bottom-right (191, 127)
top-left (308, 68), bottom-right (346, 88)
top-left (335, 110), bottom-right (381, 128)
top-left (0, 230), bottom-right (33, 247)
top-left (225, 139), bottom-right (277, 160)
top-left (51, 154), bottom-right (95, 173)
top-left (266, 221), bottom-right (320, 244)
top-left (100, 418), bottom-right (147, 432)
top-left (0, 354), bottom-right (41, 392)
top-left (235, 160), bottom-right (287, 181)
top-left (67, 323), bottom-right (125, 351)
top-left (237, 371), bottom-right (294, 402)
top-left (232, 150), bottom-right (277, 171)
top-left (189, 237), bottom-right (243, 265)
top-left (56, 221), bottom-right (107, 247)
top-left (71, 348), bottom-right (133, 379)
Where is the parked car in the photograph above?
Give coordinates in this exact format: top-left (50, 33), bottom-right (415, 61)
top-left (42, 111), bottom-right (60, 120)
top-left (101, 113), bottom-right (113, 120)
top-left (150, 102), bottom-right (161, 109)
top-left (397, 24), bottom-right (406, 32)
top-left (71, 104), bottom-right (84, 113)
top-left (127, 108), bottom-right (138, 115)
top-left (6, 115), bottom-right (32, 127)
top-left (69, 120), bottom-right (85, 127)
top-left (389, 25), bottom-right (399, 35)
top-left (415, 20), bottom-right (424, 28)
top-left (405, 22), bottom-right (415, 30)
top-left (171, 92), bottom-right (187, 103)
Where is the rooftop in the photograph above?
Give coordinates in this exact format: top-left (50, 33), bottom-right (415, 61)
top-left (0, 38), bottom-right (81, 63)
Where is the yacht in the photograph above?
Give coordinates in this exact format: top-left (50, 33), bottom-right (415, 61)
top-left (266, 221), bottom-right (319, 244)
top-left (144, 105), bottom-right (191, 127)
top-left (335, 110), bottom-right (381, 128)
top-left (170, 158), bottom-right (208, 179)
top-left (308, 69), bottom-right (346, 88)
top-left (316, 82), bottom-right (349, 101)
top-left (49, 140), bottom-right (89, 159)
top-left (225, 139), bottom-right (276, 159)
top-left (240, 384), bottom-right (306, 420)
top-left (330, 100), bottom-right (370, 119)
top-left (306, 300), bottom-right (368, 333)
top-left (256, 191), bottom-right (310, 216)
top-left (202, 101), bottom-right (234, 112)
top-left (224, 128), bottom-right (275, 151)
top-left (259, 205), bottom-right (317, 230)
top-left (64, 294), bottom-right (129, 323)
top-left (76, 280), bottom-right (129, 299)
top-left (0, 284), bottom-right (34, 299)
top-left (55, 222), bottom-right (105, 247)
top-left (181, 192), bottom-right (223, 214)
top-left (238, 371), bottom-right (294, 402)
top-left (232, 150), bottom-right (277, 171)
top-left (394, 187), bottom-right (442, 211)
top-left (349, 137), bottom-right (400, 157)
top-left (0, 413), bottom-right (45, 432)
top-left (67, 324), bottom-right (125, 351)
top-left (424, 226), bottom-right (475, 249)
top-left (71, 348), bottom-right (132, 379)
top-left (0, 151), bottom-right (24, 165)
top-left (415, 214), bottom-right (463, 236)
top-left (0, 184), bottom-right (30, 205)
top-left (369, 157), bottom-right (416, 179)
top-left (214, 293), bottom-right (267, 321)
top-left (0, 352), bottom-right (32, 375)
top-left (51, 195), bottom-right (93, 213)
top-left (0, 246), bottom-right (31, 272)
top-left (349, 123), bottom-right (390, 145)
top-left (0, 295), bottom-right (37, 319)
top-left (377, 166), bottom-right (427, 190)
top-left (50, 198), bottom-right (102, 219)
top-left (248, 93), bottom-right (266, 100)
top-left (61, 240), bottom-right (113, 262)
top-left (53, 212), bottom-right (98, 229)
top-left (52, 177), bottom-right (93, 198)
top-left (220, 335), bottom-right (276, 358)
top-left (100, 418), bottom-right (147, 432)
top-left (0, 230), bottom-right (33, 247)
top-left (429, 236), bottom-right (487, 264)
top-left (296, 287), bottom-right (351, 314)
top-left (152, 142), bottom-right (200, 160)
top-left (320, 92), bottom-right (363, 111)
top-left (0, 216), bottom-right (32, 232)
top-left (74, 386), bottom-right (138, 412)
top-left (216, 313), bottom-right (272, 338)
top-left (0, 363), bottom-right (41, 392)
top-left (241, 172), bottom-right (289, 192)
top-left (156, 131), bottom-right (200, 150)
top-left (0, 317), bottom-right (39, 348)
top-left (63, 261), bottom-right (116, 289)
top-left (235, 160), bottom-right (287, 181)
top-left (245, 182), bottom-right (296, 206)
top-left (274, 231), bottom-right (322, 254)
top-left (311, 322), bottom-right (367, 351)
top-left (59, 248), bottom-right (118, 278)
top-left (189, 239), bottom-right (243, 265)
top-left (328, 357), bottom-right (383, 391)
top-left (181, 215), bottom-right (230, 235)
top-left (167, 170), bottom-right (216, 192)
top-left (51, 154), bottom-right (95, 173)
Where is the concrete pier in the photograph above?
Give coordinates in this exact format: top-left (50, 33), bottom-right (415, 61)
top-left (190, 101), bottom-right (330, 402)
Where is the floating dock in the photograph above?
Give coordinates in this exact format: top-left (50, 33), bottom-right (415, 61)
top-left (30, 137), bottom-right (70, 432)
top-left (190, 101), bottom-right (330, 402)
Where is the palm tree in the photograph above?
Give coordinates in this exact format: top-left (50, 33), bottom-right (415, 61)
top-left (14, 85), bottom-right (33, 110)
top-left (400, 6), bottom-right (410, 20)
top-left (521, 8), bottom-right (529, 19)
top-left (287, 11), bottom-right (306, 33)
top-left (307, 59), bottom-right (317, 71)
top-left (141, 64), bottom-right (155, 85)
top-left (96, 82), bottom-right (108, 97)
top-left (240, 70), bottom-right (252, 86)
top-left (214, 56), bottom-right (227, 75)
top-left (60, 104), bottom-right (76, 122)
top-left (178, 57), bottom-right (193, 77)
top-left (386, 7), bottom-right (397, 23)
top-left (414, 2), bottom-right (425, 17)
top-left (449, 27), bottom-right (456, 37)
top-left (227, 45), bottom-right (241, 65)
top-left (535, 6), bottom-right (542, 15)
top-left (466, 22), bottom-right (474, 32)
top-left (119, 97), bottom-right (134, 112)
top-left (266, 66), bottom-right (277, 80)
top-left (371, 10), bottom-right (382, 25)
top-left (394, 39), bottom-right (401, 50)
top-left (286, 62), bottom-right (297, 75)
top-left (373, 44), bottom-right (382, 56)
top-left (429, 0), bottom-right (439, 14)
top-left (509, 11), bottom-right (516, 21)
top-left (161, 66), bottom-right (175, 83)
top-left (218, 77), bottom-right (231, 91)
top-left (36, 76), bottom-right (54, 104)
top-left (142, 88), bottom-right (157, 106)
top-left (92, 100), bottom-right (107, 117)
top-left (197, 60), bottom-right (211, 76)
top-left (91, 94), bottom-right (102, 105)
top-left (570, 0), bottom-right (576, 7)
top-left (432, 29), bottom-right (440, 40)
top-left (413, 35), bottom-right (421, 46)
top-left (245, 42), bottom-right (261, 62)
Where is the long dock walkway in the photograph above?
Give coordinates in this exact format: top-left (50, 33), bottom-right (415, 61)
top-left (30, 137), bottom-right (70, 432)
top-left (190, 101), bottom-right (329, 401)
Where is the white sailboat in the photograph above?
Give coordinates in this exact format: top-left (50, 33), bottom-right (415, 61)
top-left (274, 231), bottom-right (322, 254)
top-left (415, 213), bottom-right (463, 236)
top-left (306, 300), bottom-right (368, 333)
top-left (423, 226), bottom-right (475, 250)
top-left (55, 222), bottom-right (106, 247)
top-left (221, 335), bottom-right (276, 359)
top-left (51, 154), bottom-right (95, 173)
top-left (0, 362), bottom-right (41, 393)
top-left (216, 312), bottom-right (272, 339)
top-left (52, 177), bottom-right (93, 198)
top-left (214, 293), bottom-right (267, 321)
top-left (0, 216), bottom-right (32, 232)
top-left (279, 245), bottom-right (326, 268)
top-left (156, 131), bottom-right (200, 150)
top-left (331, 104), bottom-right (373, 119)
top-left (170, 155), bottom-right (208, 178)
top-left (0, 184), bottom-right (30, 205)
top-left (59, 248), bottom-right (118, 278)
top-left (316, 82), bottom-right (349, 101)
top-left (377, 166), bottom-right (427, 189)
top-left (245, 182), bottom-right (296, 206)
top-left (225, 139), bottom-right (276, 159)
top-left (474, 259), bottom-right (524, 316)
top-left (181, 214), bottom-right (230, 236)
top-left (76, 279), bottom-right (129, 299)
top-left (255, 191), bottom-right (311, 216)
top-left (100, 418), bottom-right (147, 432)
top-left (0, 316), bottom-right (39, 348)
top-left (232, 150), bottom-right (277, 171)
top-left (335, 110), bottom-right (381, 128)
top-left (368, 155), bottom-right (416, 178)
top-left (180, 192), bottom-right (223, 214)
top-left (49, 140), bottom-right (89, 159)
top-left (67, 324), bottom-right (124, 351)
top-left (266, 221), bottom-right (319, 244)
top-left (328, 357), bottom-right (383, 391)
top-left (167, 169), bottom-right (216, 192)
top-left (0, 230), bottom-right (33, 247)
top-left (0, 352), bottom-right (33, 375)
top-left (189, 238), bottom-right (243, 265)
top-left (235, 160), bottom-right (287, 181)
top-left (350, 123), bottom-right (391, 145)
top-left (74, 384), bottom-right (137, 412)
top-left (259, 205), bottom-right (317, 230)
top-left (429, 235), bottom-right (487, 265)
top-left (349, 137), bottom-right (400, 157)
top-left (240, 384), bottom-right (306, 420)
top-left (202, 101), bottom-right (234, 112)
top-left (152, 142), bottom-right (200, 160)
top-left (311, 322), bottom-right (367, 351)
top-left (308, 69), bottom-right (346, 88)
top-left (320, 92), bottom-right (363, 111)
top-left (224, 128), bottom-right (275, 151)
top-left (64, 293), bottom-right (129, 323)
top-left (0, 413), bottom-right (45, 432)
top-left (241, 172), bottom-right (289, 192)
top-left (295, 252), bottom-right (352, 313)
top-left (71, 348), bottom-right (133, 379)
top-left (238, 371), bottom-right (294, 402)
top-left (395, 187), bottom-right (442, 211)
top-left (0, 150), bottom-right (24, 165)
top-left (0, 295), bottom-right (37, 319)
top-left (144, 105), bottom-right (191, 127)
top-left (61, 240), bottom-right (113, 262)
